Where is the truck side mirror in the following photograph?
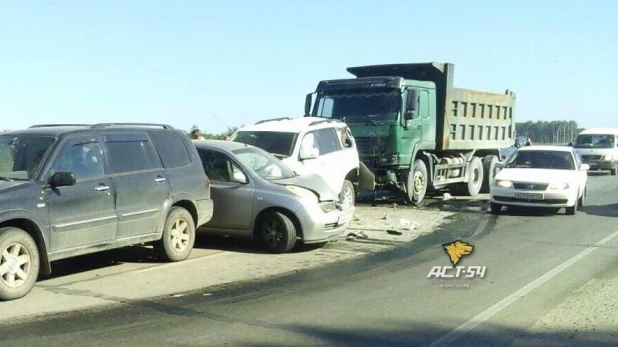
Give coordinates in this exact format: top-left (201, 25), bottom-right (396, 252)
top-left (304, 93), bottom-right (313, 117)
top-left (404, 89), bottom-right (419, 120)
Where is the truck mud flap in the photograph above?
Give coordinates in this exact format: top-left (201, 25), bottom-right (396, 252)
top-left (358, 162), bottom-right (376, 191)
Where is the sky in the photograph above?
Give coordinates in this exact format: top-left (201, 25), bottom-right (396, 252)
top-left (1, 0), bottom-right (617, 134)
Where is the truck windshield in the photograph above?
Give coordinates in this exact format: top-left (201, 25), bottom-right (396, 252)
top-left (313, 90), bottom-right (401, 124)
top-left (0, 134), bottom-right (56, 181)
top-left (230, 131), bottom-right (297, 158)
top-left (573, 134), bottom-right (615, 148)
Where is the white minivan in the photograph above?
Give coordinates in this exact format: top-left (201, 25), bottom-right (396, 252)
top-left (571, 127), bottom-right (618, 175)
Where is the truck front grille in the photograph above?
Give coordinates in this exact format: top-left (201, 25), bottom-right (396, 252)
top-left (355, 136), bottom-right (388, 156)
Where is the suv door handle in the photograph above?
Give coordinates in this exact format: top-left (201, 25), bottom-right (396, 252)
top-left (95, 185), bottom-right (110, 192)
top-left (155, 177), bottom-right (167, 183)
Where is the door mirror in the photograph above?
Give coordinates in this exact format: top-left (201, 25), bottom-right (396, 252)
top-left (299, 146), bottom-right (319, 160)
top-left (495, 161), bottom-right (504, 169)
top-left (404, 89), bottom-right (419, 120)
top-left (567, 142), bottom-right (573, 146)
top-left (304, 93), bottom-right (314, 117)
top-left (580, 163), bottom-right (590, 171)
top-left (49, 171), bottom-right (76, 188)
top-left (232, 171), bottom-right (248, 184)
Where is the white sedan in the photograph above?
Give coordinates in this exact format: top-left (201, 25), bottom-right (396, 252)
top-left (489, 145), bottom-right (589, 215)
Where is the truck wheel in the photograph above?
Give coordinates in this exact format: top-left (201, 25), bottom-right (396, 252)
top-left (405, 159), bottom-right (428, 206)
top-left (480, 155), bottom-right (499, 193)
top-left (154, 207), bottom-right (196, 262)
top-left (339, 180), bottom-right (355, 206)
top-left (0, 227), bottom-right (40, 301)
top-left (464, 157), bottom-right (484, 196)
top-left (611, 168), bottom-right (617, 176)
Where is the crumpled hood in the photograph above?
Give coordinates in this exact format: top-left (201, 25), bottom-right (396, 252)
top-left (272, 174), bottom-right (337, 202)
top-left (495, 168), bottom-right (577, 183)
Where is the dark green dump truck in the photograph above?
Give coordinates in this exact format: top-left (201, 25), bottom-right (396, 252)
top-left (304, 62), bottom-right (516, 205)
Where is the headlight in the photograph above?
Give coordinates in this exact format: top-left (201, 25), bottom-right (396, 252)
top-left (379, 154), bottom-right (399, 164)
top-left (319, 202), bottom-right (337, 212)
top-left (548, 182), bottom-right (570, 190)
top-left (285, 185), bottom-right (318, 202)
top-left (604, 155), bottom-right (613, 161)
top-left (494, 180), bottom-right (513, 188)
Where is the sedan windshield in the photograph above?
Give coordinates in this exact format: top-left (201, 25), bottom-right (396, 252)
top-left (0, 134), bottom-right (56, 180)
top-left (230, 131), bottom-right (297, 158)
top-left (573, 134), bottom-right (615, 148)
top-left (505, 150), bottom-right (575, 170)
top-left (232, 146), bottom-right (296, 180)
top-left (313, 90), bottom-right (401, 124)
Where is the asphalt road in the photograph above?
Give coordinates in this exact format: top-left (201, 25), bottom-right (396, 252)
top-left (2, 171), bottom-right (618, 346)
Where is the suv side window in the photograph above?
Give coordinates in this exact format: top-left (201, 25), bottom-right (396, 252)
top-left (341, 127), bottom-right (354, 148)
top-left (314, 128), bottom-right (342, 155)
top-left (49, 135), bottom-right (105, 182)
top-left (147, 131), bottom-right (192, 169)
top-left (198, 149), bottom-right (241, 182)
top-left (103, 133), bottom-right (161, 174)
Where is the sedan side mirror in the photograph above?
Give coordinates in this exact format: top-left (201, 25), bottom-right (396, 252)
top-left (49, 171), bottom-right (76, 188)
top-left (580, 164), bottom-right (590, 171)
top-left (232, 171), bottom-right (248, 184)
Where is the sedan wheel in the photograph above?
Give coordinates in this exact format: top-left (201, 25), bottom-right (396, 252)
top-left (258, 211), bottom-right (297, 254)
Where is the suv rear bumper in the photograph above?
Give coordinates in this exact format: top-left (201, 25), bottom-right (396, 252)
top-left (196, 198), bottom-right (214, 227)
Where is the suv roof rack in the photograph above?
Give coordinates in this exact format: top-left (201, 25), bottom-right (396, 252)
top-left (29, 124), bottom-right (92, 128)
top-left (255, 117), bottom-right (293, 125)
top-left (308, 119), bottom-right (343, 127)
top-left (91, 123), bottom-right (175, 129)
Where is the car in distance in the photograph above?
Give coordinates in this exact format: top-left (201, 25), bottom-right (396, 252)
top-left (489, 145), bottom-right (588, 215)
top-left (0, 123), bottom-right (214, 301)
top-left (193, 140), bottom-right (355, 253)
top-left (570, 127), bottom-right (618, 175)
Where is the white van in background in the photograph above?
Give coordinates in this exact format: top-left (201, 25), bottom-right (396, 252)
top-left (571, 128), bottom-right (618, 175)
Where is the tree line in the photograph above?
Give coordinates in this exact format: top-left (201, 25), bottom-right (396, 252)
top-left (3, 120), bottom-right (585, 145)
top-left (188, 124), bottom-right (243, 139)
top-left (515, 120), bottom-right (584, 144)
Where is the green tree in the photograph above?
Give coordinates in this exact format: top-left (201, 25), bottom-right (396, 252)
top-left (515, 120), bottom-right (583, 144)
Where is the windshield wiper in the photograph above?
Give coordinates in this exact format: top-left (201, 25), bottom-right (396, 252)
top-left (0, 176), bottom-right (14, 181)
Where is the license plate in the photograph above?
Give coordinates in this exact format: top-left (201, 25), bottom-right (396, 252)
top-left (338, 213), bottom-right (353, 225)
top-left (514, 192), bottom-right (544, 200)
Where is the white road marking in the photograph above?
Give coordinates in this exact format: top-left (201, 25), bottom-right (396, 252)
top-left (131, 251), bottom-right (231, 274)
top-left (429, 229), bottom-right (618, 347)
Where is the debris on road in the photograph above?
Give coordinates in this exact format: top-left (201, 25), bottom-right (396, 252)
top-left (386, 230), bottom-right (403, 236)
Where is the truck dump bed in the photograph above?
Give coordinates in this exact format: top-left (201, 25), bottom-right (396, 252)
top-left (346, 63), bottom-right (516, 151)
